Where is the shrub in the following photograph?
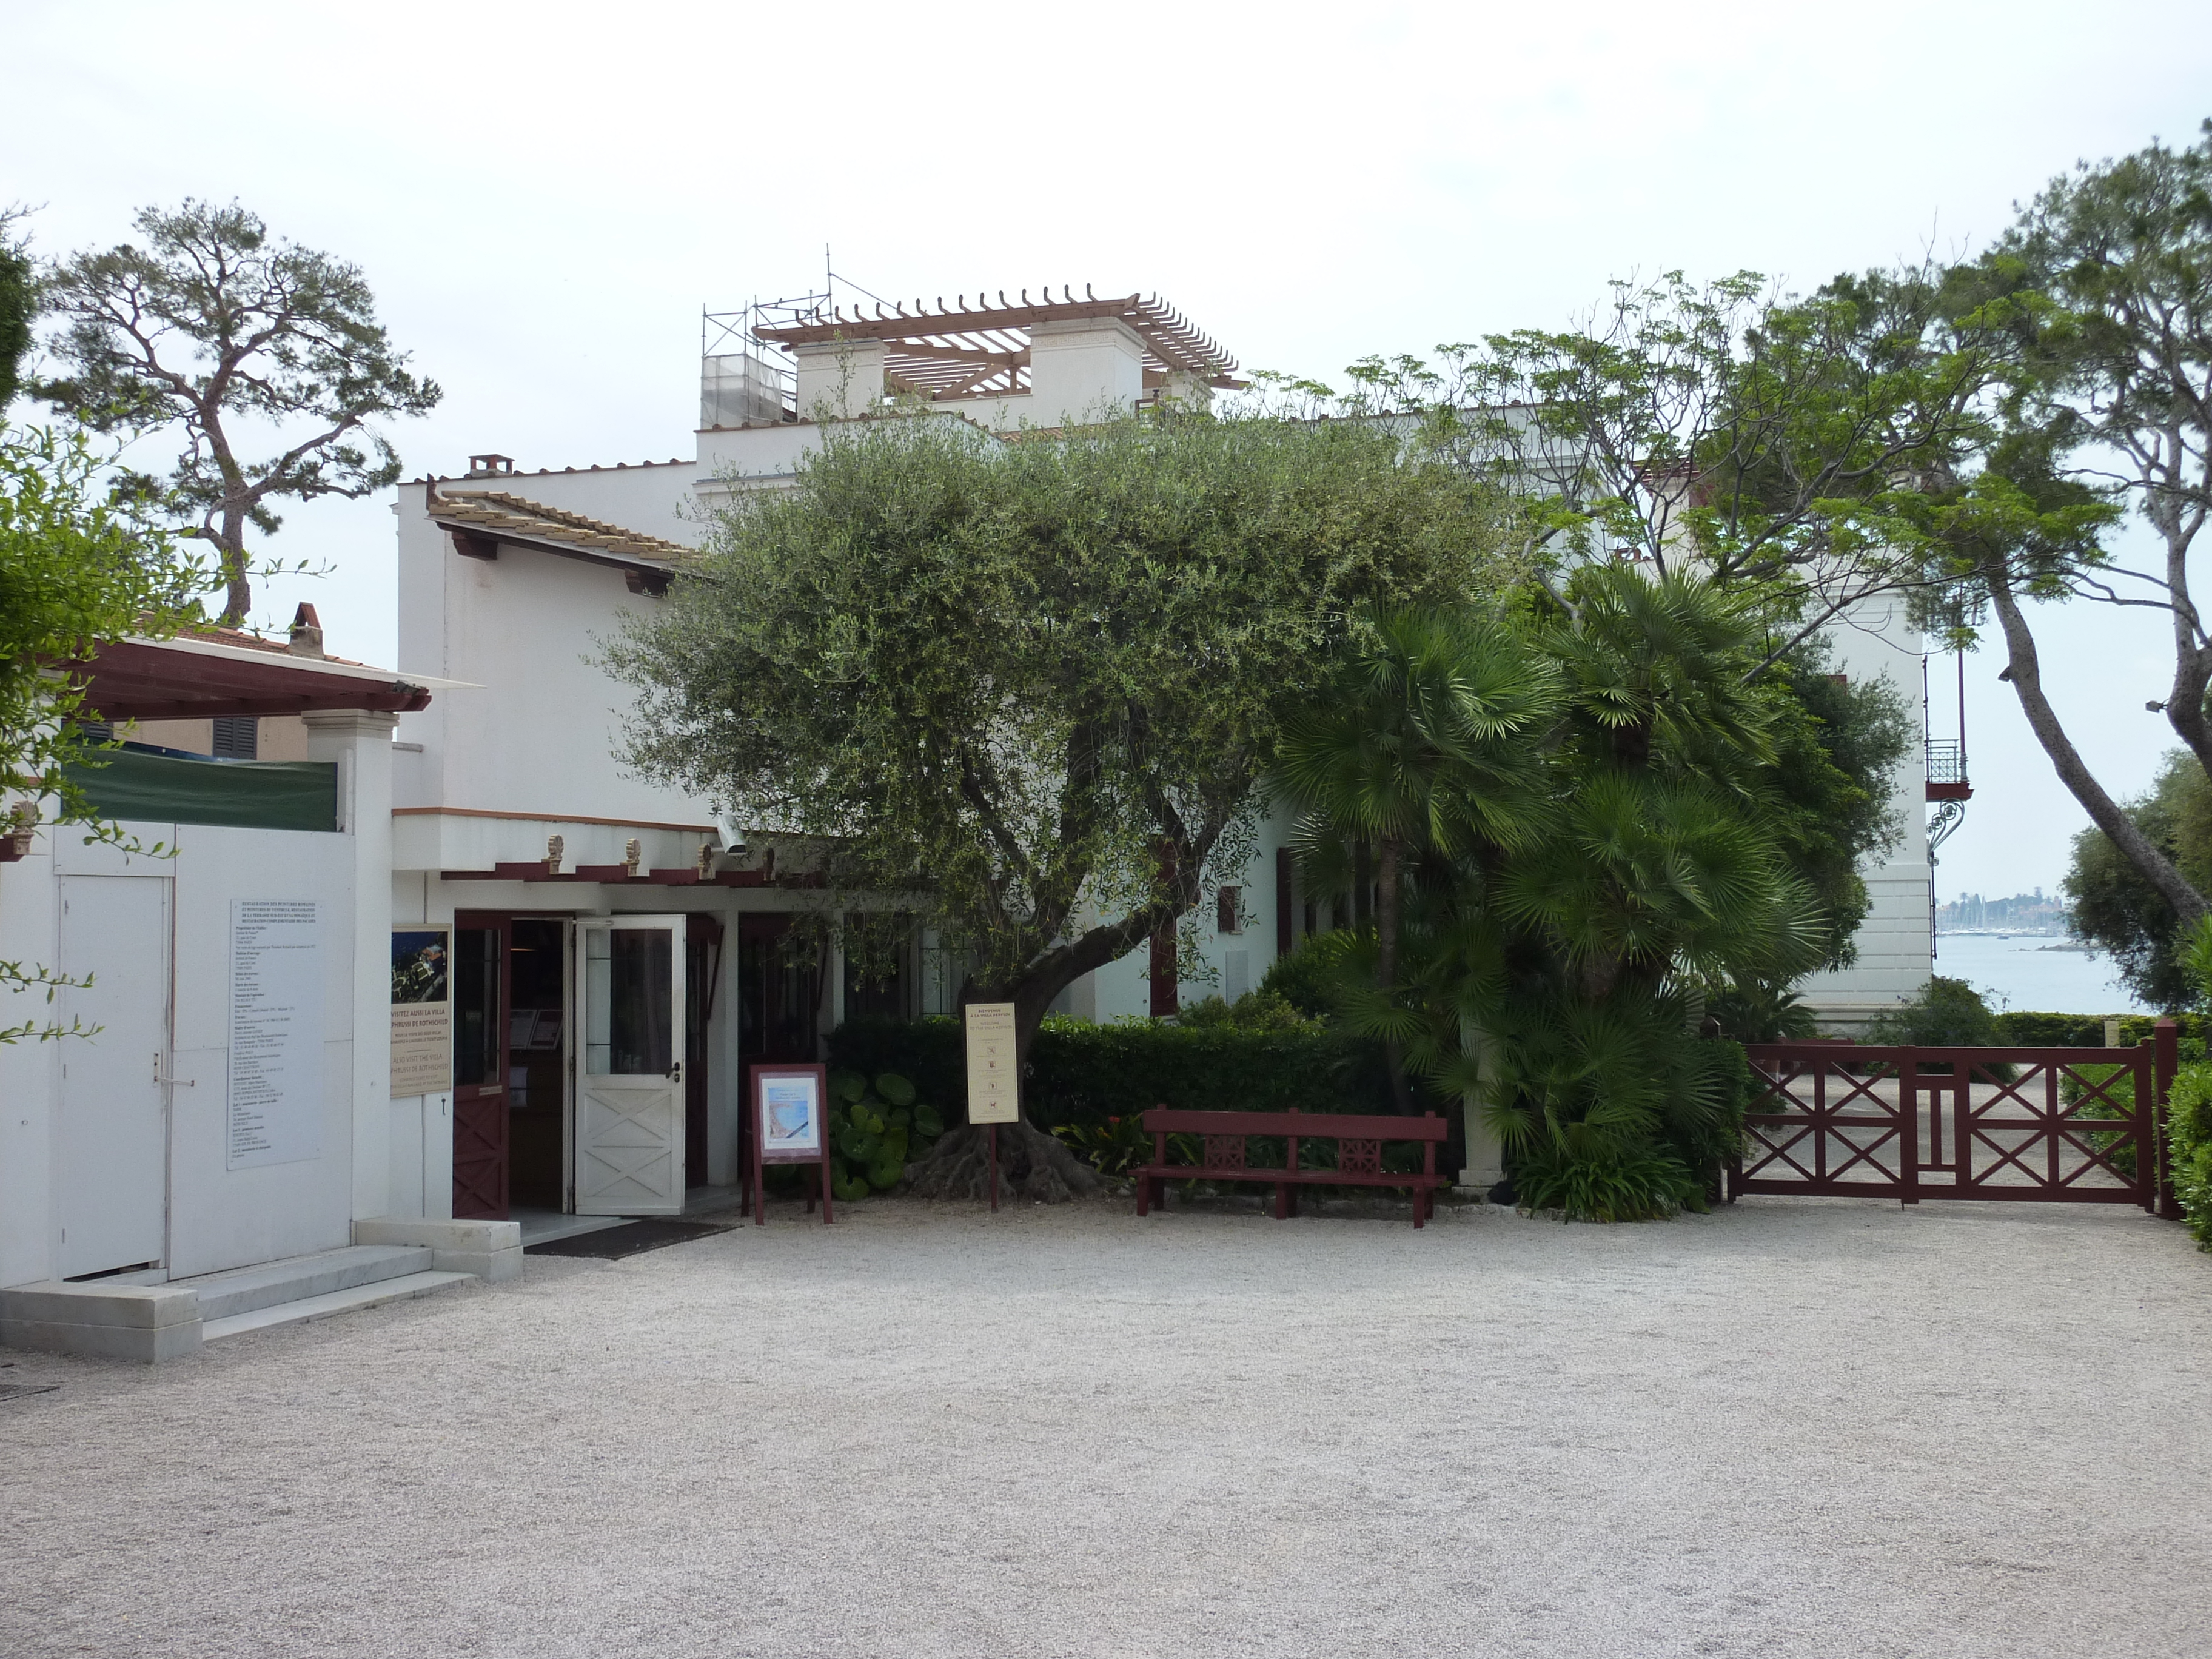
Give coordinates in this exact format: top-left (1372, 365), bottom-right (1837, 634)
top-left (1513, 1138), bottom-right (1705, 1223)
top-left (1256, 930), bottom-right (1360, 1021)
top-left (2168, 1059), bottom-right (2212, 1250)
top-left (822, 1070), bottom-right (944, 1201)
top-left (1177, 989), bottom-right (1326, 1033)
top-left (1865, 976), bottom-right (2006, 1047)
top-left (825, 1013), bottom-right (1401, 1139)
top-left (1995, 1010), bottom-right (2207, 1047)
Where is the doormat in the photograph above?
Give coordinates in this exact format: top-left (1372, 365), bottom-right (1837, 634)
top-left (525, 1219), bottom-right (736, 1261)
top-left (0, 1384), bottom-right (60, 1402)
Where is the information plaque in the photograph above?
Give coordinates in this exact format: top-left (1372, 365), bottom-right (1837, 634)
top-left (227, 899), bottom-right (324, 1170)
top-left (964, 1002), bottom-right (1020, 1125)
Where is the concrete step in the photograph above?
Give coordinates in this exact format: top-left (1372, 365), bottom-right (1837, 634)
top-left (200, 1271), bottom-right (473, 1342)
top-left (180, 1244), bottom-right (434, 1322)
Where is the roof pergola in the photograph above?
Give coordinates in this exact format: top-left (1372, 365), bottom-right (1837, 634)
top-left (749, 286), bottom-right (1246, 403)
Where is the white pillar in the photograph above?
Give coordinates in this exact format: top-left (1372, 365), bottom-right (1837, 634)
top-left (1028, 318), bottom-right (1145, 427)
top-left (793, 340), bottom-right (887, 421)
top-left (1458, 1016), bottom-right (1504, 1190)
top-left (303, 709), bottom-right (397, 1224)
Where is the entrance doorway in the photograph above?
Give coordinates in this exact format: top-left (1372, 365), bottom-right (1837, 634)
top-left (451, 915), bottom-right (511, 1219)
top-left (56, 876), bottom-right (170, 1278)
top-left (451, 908), bottom-right (715, 1219)
top-left (737, 913), bottom-right (822, 1064)
top-left (452, 912), bottom-right (571, 1219)
top-left (507, 918), bottom-right (568, 1210)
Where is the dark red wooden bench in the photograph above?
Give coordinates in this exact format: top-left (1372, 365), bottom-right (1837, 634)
top-left (1133, 1106), bottom-right (1449, 1228)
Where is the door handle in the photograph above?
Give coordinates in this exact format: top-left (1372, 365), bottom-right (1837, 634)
top-left (153, 1055), bottom-right (193, 1088)
top-left (669, 1061), bottom-right (683, 1083)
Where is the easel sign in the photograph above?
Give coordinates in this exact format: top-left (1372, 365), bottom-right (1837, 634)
top-left (749, 1062), bottom-right (833, 1225)
top-left (964, 1002), bottom-right (1019, 1212)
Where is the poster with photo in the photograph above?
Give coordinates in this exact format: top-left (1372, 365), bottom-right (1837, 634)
top-left (390, 926), bottom-right (452, 1098)
top-left (758, 1070), bottom-right (823, 1156)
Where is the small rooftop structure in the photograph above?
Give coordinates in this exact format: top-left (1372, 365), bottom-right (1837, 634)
top-left (747, 284), bottom-right (1245, 402)
top-left (705, 281), bottom-right (1247, 431)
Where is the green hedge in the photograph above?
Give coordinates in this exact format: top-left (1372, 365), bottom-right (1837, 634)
top-left (1992, 1011), bottom-right (2206, 1047)
top-left (826, 1015), bottom-right (1409, 1139)
top-left (2168, 1059), bottom-right (2212, 1250)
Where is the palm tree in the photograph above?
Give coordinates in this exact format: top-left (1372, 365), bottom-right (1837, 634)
top-left (1274, 605), bottom-right (1560, 1100)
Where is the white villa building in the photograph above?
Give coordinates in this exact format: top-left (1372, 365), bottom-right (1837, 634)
top-left (1, 283), bottom-right (1941, 1358)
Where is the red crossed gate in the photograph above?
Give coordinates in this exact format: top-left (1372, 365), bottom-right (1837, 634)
top-left (1735, 1023), bottom-right (2180, 1213)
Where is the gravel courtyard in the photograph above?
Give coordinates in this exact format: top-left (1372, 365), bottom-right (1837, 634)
top-left (4, 1194), bottom-right (2210, 1658)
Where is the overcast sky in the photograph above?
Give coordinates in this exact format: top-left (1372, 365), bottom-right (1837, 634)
top-left (8, 0), bottom-right (2210, 903)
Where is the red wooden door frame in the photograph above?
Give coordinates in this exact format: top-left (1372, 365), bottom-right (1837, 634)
top-left (452, 911), bottom-right (512, 1220)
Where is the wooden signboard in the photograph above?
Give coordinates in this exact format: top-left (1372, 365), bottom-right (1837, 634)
top-left (749, 1062), bottom-right (833, 1225)
top-left (390, 926), bottom-right (452, 1098)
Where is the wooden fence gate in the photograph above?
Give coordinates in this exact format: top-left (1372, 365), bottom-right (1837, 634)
top-left (1736, 1024), bottom-right (2180, 1213)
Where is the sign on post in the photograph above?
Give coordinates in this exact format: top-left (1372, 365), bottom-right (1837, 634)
top-left (964, 1002), bottom-right (1020, 1124)
top-left (390, 927), bottom-right (452, 1098)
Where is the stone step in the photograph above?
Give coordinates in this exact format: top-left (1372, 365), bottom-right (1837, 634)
top-left (199, 1271), bottom-right (473, 1342)
top-left (179, 1244), bottom-right (434, 1322)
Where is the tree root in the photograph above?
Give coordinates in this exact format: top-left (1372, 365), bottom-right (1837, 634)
top-left (906, 1121), bottom-right (1102, 1204)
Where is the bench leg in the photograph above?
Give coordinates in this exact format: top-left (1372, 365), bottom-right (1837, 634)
top-left (1413, 1187), bottom-right (1427, 1228)
top-left (1274, 1181), bottom-right (1289, 1220)
top-left (1136, 1175), bottom-right (1150, 1217)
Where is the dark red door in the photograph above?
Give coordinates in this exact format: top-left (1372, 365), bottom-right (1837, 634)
top-left (452, 914), bottom-right (511, 1219)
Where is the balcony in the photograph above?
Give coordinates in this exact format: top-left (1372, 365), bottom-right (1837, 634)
top-left (1926, 739), bottom-right (1971, 802)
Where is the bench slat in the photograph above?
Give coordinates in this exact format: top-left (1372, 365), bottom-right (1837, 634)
top-left (1134, 1165), bottom-right (1442, 1187)
top-left (1139, 1108), bottom-right (1447, 1142)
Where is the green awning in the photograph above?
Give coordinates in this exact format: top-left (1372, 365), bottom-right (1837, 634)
top-left (62, 747), bottom-right (338, 833)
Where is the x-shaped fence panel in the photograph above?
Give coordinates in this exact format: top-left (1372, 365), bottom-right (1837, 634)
top-left (1738, 1046), bottom-right (1911, 1197)
top-left (1740, 1041), bottom-right (2166, 1211)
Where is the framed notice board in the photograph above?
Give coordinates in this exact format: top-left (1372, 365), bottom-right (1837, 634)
top-left (750, 1062), bottom-right (833, 1224)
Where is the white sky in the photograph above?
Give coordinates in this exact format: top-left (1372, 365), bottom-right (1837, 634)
top-left (7, 0), bottom-right (2210, 903)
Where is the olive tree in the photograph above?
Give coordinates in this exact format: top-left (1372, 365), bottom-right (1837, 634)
top-left (609, 409), bottom-right (1523, 1188)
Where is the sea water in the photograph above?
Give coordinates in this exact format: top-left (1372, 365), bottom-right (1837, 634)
top-left (1931, 932), bottom-right (2153, 1015)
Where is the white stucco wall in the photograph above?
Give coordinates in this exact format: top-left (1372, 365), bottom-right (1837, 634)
top-left (1797, 594), bottom-right (1935, 1022)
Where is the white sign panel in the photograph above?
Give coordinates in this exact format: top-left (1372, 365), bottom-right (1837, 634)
top-left (964, 1002), bottom-right (1020, 1125)
top-left (227, 899), bottom-right (326, 1170)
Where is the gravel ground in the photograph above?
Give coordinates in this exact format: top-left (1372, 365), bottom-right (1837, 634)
top-left (4, 1192), bottom-right (2210, 1658)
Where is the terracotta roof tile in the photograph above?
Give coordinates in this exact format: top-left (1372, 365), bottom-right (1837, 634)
top-left (427, 488), bottom-right (691, 564)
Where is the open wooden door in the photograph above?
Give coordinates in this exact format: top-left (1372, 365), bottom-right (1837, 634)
top-left (452, 916), bottom-right (510, 1220)
top-left (574, 914), bottom-right (687, 1215)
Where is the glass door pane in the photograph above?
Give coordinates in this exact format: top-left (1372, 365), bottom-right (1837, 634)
top-left (584, 925), bottom-right (675, 1075)
top-left (454, 925), bottom-right (503, 1087)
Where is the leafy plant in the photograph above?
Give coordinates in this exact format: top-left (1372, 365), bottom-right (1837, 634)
top-left (2167, 1060), bottom-right (2212, 1250)
top-left (1513, 1138), bottom-right (1706, 1222)
top-left (1052, 1114), bottom-right (1154, 1179)
top-left (823, 1069), bottom-right (943, 1202)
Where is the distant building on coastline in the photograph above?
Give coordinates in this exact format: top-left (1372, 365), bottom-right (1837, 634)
top-left (1939, 888), bottom-right (2070, 936)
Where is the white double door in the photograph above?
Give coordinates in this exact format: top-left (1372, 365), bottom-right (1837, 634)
top-left (572, 914), bottom-right (687, 1216)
